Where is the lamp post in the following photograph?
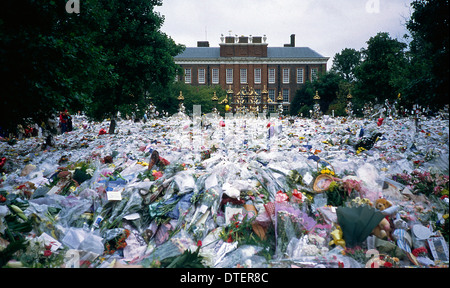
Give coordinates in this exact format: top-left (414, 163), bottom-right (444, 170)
top-left (178, 91), bottom-right (185, 115)
top-left (211, 91), bottom-right (219, 116)
top-left (313, 91), bottom-right (321, 119)
top-left (277, 91), bottom-right (284, 117)
top-left (261, 85), bottom-right (268, 116)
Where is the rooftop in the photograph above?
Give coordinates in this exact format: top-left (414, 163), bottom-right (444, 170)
top-left (175, 47), bottom-right (327, 59)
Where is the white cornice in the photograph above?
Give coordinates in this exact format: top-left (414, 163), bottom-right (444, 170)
top-left (175, 58), bottom-right (329, 65)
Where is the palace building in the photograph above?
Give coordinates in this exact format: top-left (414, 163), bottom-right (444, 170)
top-left (174, 34), bottom-right (329, 113)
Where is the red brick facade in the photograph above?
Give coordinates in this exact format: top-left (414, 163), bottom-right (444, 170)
top-left (175, 35), bottom-right (328, 113)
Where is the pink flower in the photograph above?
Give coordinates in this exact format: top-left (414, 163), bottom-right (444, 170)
top-left (152, 170), bottom-right (163, 180)
top-left (343, 179), bottom-right (361, 196)
top-left (434, 186), bottom-right (443, 194)
top-left (275, 190), bottom-right (289, 203)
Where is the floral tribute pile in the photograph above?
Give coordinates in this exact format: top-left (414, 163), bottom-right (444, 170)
top-left (0, 113), bottom-right (448, 268)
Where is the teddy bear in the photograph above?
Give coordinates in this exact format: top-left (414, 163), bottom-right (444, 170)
top-left (372, 218), bottom-right (391, 239)
top-left (371, 198), bottom-right (394, 239)
top-left (375, 198), bottom-right (392, 211)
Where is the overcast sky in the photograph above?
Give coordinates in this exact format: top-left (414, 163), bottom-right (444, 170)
top-left (155, 0), bottom-right (414, 68)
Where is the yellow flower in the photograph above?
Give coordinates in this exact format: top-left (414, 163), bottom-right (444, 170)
top-left (443, 214), bottom-right (449, 220)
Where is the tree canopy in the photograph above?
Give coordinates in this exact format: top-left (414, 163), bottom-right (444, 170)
top-left (0, 0), bottom-right (184, 135)
top-left (84, 0), bottom-right (184, 122)
top-left (1, 0), bottom-right (111, 133)
top-left (291, 0), bottom-right (449, 117)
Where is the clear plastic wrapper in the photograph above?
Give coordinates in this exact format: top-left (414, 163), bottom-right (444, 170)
top-left (1, 114), bottom-right (448, 268)
top-left (215, 245), bottom-right (264, 268)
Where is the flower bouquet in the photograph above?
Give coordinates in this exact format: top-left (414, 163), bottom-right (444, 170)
top-left (392, 170), bottom-right (449, 197)
top-left (274, 202), bottom-right (317, 258)
top-left (104, 228), bottom-right (131, 255)
top-left (15, 238), bottom-right (67, 268)
top-left (188, 186), bottom-right (223, 230)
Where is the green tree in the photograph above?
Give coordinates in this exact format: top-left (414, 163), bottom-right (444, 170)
top-left (405, 0), bottom-right (449, 107)
top-left (353, 32), bottom-right (408, 105)
top-left (84, 0), bottom-right (185, 131)
top-left (290, 82), bottom-right (315, 117)
top-left (290, 71), bottom-right (343, 117)
top-left (0, 0), bottom-right (111, 135)
top-left (162, 82), bottom-right (227, 116)
top-left (331, 48), bottom-right (362, 82)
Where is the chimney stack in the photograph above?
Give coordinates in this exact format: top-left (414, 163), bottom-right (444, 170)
top-left (284, 34), bottom-right (296, 47)
top-left (197, 41), bottom-right (210, 47)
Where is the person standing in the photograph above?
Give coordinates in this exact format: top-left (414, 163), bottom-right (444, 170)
top-left (66, 110), bottom-right (73, 132)
top-left (59, 110), bottom-right (68, 134)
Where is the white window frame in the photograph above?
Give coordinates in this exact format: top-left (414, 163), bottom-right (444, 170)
top-left (212, 68), bottom-right (219, 84)
top-left (268, 68), bottom-right (276, 84)
top-left (254, 68), bottom-right (262, 84)
top-left (297, 68), bottom-right (304, 84)
top-left (198, 68), bottom-right (206, 84)
top-left (282, 68), bottom-right (290, 84)
top-left (184, 69), bottom-right (191, 84)
top-left (282, 89), bottom-right (289, 103)
top-left (226, 69), bottom-right (233, 84)
top-left (240, 69), bottom-right (247, 84)
top-left (311, 68), bottom-right (318, 82)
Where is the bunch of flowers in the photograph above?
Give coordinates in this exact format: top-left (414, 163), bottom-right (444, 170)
top-left (356, 147), bottom-right (367, 155)
top-left (412, 246), bottom-right (428, 257)
top-left (342, 246), bottom-right (367, 264)
top-left (275, 190), bottom-right (289, 203)
top-left (137, 169), bottom-right (163, 181)
top-left (342, 179), bottom-right (362, 197)
top-left (320, 167), bottom-right (335, 176)
top-left (392, 170), bottom-right (449, 197)
top-left (219, 212), bottom-right (256, 244)
top-left (325, 179), bottom-right (361, 207)
top-left (378, 255), bottom-right (400, 268)
top-left (17, 240), bottom-right (66, 268)
top-left (68, 161), bottom-right (94, 185)
top-left (104, 229), bottom-right (130, 255)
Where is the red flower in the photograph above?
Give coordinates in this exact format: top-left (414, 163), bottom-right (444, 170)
top-left (338, 261), bottom-right (344, 268)
top-left (292, 189), bottom-right (303, 203)
top-left (43, 250), bottom-right (52, 257)
top-left (412, 247), bottom-right (428, 257)
top-left (383, 261), bottom-right (393, 268)
top-left (197, 240), bottom-right (202, 247)
top-left (159, 157), bottom-right (170, 166)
